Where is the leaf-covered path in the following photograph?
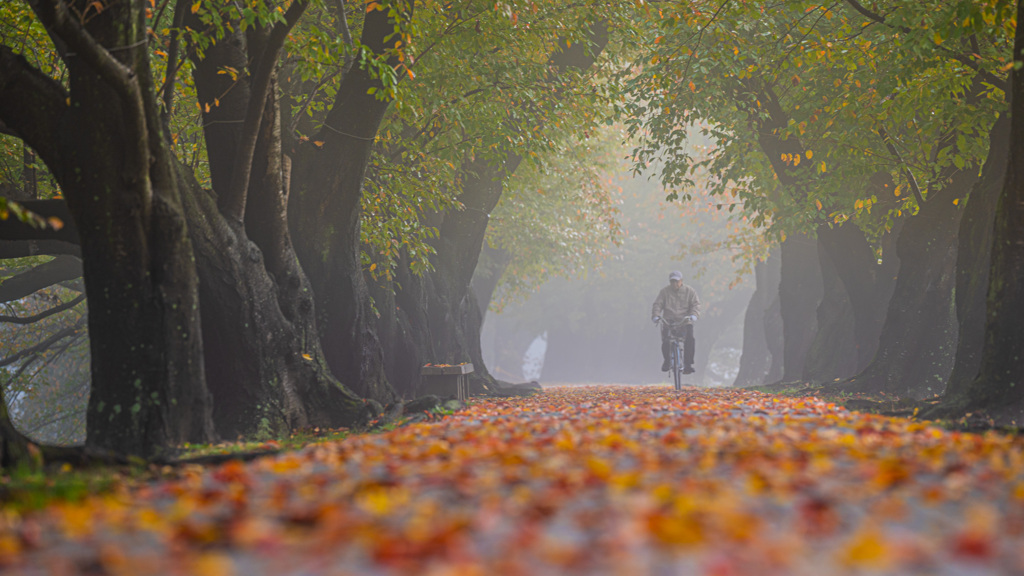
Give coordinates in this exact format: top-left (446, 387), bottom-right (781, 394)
top-left (4, 385), bottom-right (1024, 575)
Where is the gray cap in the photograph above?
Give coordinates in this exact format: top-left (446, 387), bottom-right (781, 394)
top-left (669, 271), bottom-right (683, 281)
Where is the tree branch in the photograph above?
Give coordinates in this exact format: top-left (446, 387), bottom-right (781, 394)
top-left (0, 255), bottom-right (82, 304)
top-left (878, 127), bottom-right (925, 205)
top-left (0, 293), bottom-right (85, 324)
top-left (0, 240), bottom-right (80, 259)
top-left (0, 46), bottom-right (67, 171)
top-left (36, 0), bottom-right (151, 204)
top-left (0, 316), bottom-right (86, 368)
top-left (160, 0), bottom-right (190, 129)
top-left (844, 0), bottom-right (1008, 92)
top-left (220, 0), bottom-right (309, 223)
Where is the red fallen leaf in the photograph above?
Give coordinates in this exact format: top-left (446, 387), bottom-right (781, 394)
top-left (950, 530), bottom-right (995, 560)
top-left (797, 497), bottom-right (840, 537)
top-left (212, 460), bottom-right (250, 486)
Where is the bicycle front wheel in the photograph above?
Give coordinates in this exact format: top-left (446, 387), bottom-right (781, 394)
top-left (672, 344), bottom-right (682, 391)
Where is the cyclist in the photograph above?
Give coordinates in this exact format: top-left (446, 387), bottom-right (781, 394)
top-left (651, 270), bottom-right (701, 374)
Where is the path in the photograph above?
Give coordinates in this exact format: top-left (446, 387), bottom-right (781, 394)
top-left (2, 385), bottom-right (1024, 575)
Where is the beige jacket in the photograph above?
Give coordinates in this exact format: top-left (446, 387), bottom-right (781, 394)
top-left (652, 283), bottom-right (701, 323)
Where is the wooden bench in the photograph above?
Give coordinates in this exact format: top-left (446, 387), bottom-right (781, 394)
top-left (420, 363), bottom-right (474, 401)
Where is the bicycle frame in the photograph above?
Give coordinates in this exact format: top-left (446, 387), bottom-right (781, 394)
top-left (660, 319), bottom-right (690, 391)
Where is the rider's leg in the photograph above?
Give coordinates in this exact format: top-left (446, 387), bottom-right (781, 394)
top-left (683, 324), bottom-right (696, 374)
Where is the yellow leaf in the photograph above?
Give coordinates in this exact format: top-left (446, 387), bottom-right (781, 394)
top-left (805, 150), bottom-right (813, 159)
top-left (191, 1), bottom-right (200, 14)
top-left (933, 31), bottom-right (943, 45)
top-left (192, 552), bottom-right (236, 576)
top-left (815, 199), bottom-right (823, 210)
top-left (369, 262), bottom-right (377, 271)
top-left (313, 141), bottom-right (325, 147)
top-left (953, 198), bottom-right (960, 205)
top-left (839, 525), bottom-right (890, 568)
top-left (688, 81), bottom-right (696, 92)
top-left (301, 353), bottom-right (312, 361)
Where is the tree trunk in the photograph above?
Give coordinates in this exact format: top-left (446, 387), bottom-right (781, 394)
top-left (289, 5), bottom-right (407, 404)
top-left (185, 17), bottom-right (365, 437)
top-left (801, 234), bottom-right (858, 383)
top-left (733, 250), bottom-right (780, 387)
top-left (951, 4), bottom-right (1024, 422)
top-left (838, 170), bottom-right (975, 399)
top-left (180, 162), bottom-right (361, 439)
top-left (816, 221), bottom-right (900, 372)
top-left (0, 1), bottom-right (217, 456)
top-left (930, 113), bottom-right (1009, 413)
top-left (778, 233), bottom-right (823, 383)
top-left (691, 287), bottom-right (752, 384)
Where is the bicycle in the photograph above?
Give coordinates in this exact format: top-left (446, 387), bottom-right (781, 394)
top-left (659, 318), bottom-right (692, 391)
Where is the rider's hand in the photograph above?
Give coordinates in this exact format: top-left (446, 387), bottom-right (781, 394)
top-left (687, 315), bottom-right (697, 323)
top-left (652, 316), bottom-right (660, 325)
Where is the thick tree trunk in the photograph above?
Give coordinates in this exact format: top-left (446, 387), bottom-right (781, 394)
top-left (288, 5), bottom-right (406, 404)
top-left (733, 250), bottom-right (780, 387)
top-left (180, 163), bottom-right (361, 438)
top-left (0, 1), bottom-right (218, 456)
top-left (185, 19), bottom-right (364, 436)
top-left (691, 287), bottom-right (752, 384)
top-left (381, 159), bottom-right (511, 397)
top-left (801, 235), bottom-right (858, 383)
top-left (838, 170), bottom-right (974, 398)
top-left (778, 233), bottom-right (823, 383)
top-left (951, 6), bottom-right (1024, 422)
top-left (471, 244), bottom-right (513, 318)
top-left (816, 221), bottom-right (900, 372)
top-left (0, 387), bottom-right (34, 469)
top-left (931, 114), bottom-right (1009, 413)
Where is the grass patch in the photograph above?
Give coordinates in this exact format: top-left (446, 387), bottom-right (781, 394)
top-left (177, 426), bottom-right (351, 460)
top-left (0, 463), bottom-right (126, 512)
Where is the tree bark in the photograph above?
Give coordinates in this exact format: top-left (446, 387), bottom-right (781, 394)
top-left (733, 249), bottom-right (781, 387)
top-left (184, 14), bottom-right (365, 437)
top-left (950, 3), bottom-right (1024, 423)
top-left (289, 4), bottom-right (409, 404)
top-left (838, 170), bottom-right (975, 398)
top-left (2, 0), bottom-right (217, 456)
top-left (778, 233), bottom-right (823, 383)
top-left (801, 234), bottom-right (858, 383)
top-left (816, 220), bottom-right (900, 371)
top-left (930, 113), bottom-right (1009, 413)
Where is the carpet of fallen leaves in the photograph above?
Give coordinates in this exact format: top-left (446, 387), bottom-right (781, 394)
top-left (4, 385), bottom-right (1024, 575)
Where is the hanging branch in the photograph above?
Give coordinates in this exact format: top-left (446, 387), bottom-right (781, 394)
top-left (845, 0), bottom-right (1008, 92)
top-left (160, 0), bottom-right (190, 129)
top-left (0, 317), bottom-right (86, 368)
top-left (0, 293), bottom-right (86, 324)
top-left (878, 126), bottom-right (925, 206)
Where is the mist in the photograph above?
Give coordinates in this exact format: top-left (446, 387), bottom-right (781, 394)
top-left (481, 168), bottom-right (753, 387)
